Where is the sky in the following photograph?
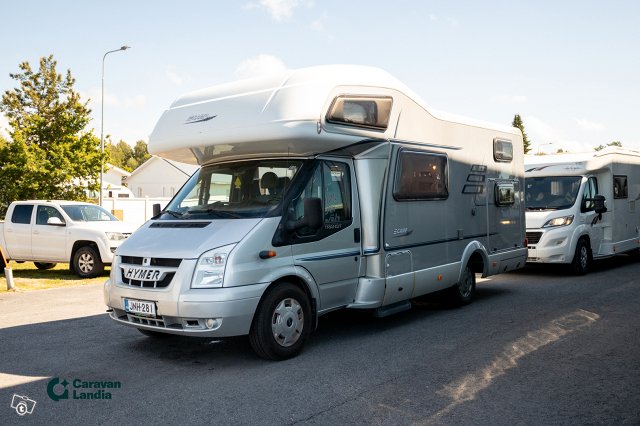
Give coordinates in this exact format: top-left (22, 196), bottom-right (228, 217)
top-left (0, 0), bottom-right (638, 154)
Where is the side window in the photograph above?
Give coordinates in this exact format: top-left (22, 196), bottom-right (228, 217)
top-left (11, 205), bottom-right (33, 224)
top-left (495, 182), bottom-right (515, 206)
top-left (291, 161), bottom-right (352, 238)
top-left (36, 206), bottom-right (65, 225)
top-left (582, 177), bottom-right (598, 211)
top-left (493, 138), bottom-right (513, 162)
top-left (614, 175), bottom-right (628, 199)
top-left (393, 150), bottom-right (448, 200)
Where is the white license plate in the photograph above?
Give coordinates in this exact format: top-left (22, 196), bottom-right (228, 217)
top-left (124, 298), bottom-right (156, 316)
top-left (123, 267), bottom-right (162, 281)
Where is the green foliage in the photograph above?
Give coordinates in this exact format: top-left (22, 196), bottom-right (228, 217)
top-left (105, 138), bottom-right (150, 172)
top-left (0, 55), bottom-right (101, 217)
top-left (512, 114), bottom-right (532, 154)
top-left (594, 141), bottom-right (622, 151)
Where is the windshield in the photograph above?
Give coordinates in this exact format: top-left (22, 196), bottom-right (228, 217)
top-left (62, 205), bottom-right (119, 221)
top-left (163, 159), bottom-right (305, 220)
top-left (525, 176), bottom-right (582, 210)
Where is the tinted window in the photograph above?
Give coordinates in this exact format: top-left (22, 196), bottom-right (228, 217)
top-left (614, 175), bottom-right (628, 199)
top-left (582, 177), bottom-right (598, 211)
top-left (36, 206), bottom-right (65, 225)
top-left (496, 183), bottom-right (515, 206)
top-left (394, 151), bottom-right (448, 200)
top-left (11, 205), bottom-right (33, 224)
top-left (291, 161), bottom-right (352, 237)
top-left (526, 176), bottom-right (581, 210)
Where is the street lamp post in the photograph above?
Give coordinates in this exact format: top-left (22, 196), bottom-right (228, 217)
top-left (100, 45), bottom-right (130, 206)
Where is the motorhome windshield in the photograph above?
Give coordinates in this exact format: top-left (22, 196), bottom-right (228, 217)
top-left (162, 159), bottom-right (305, 220)
top-left (525, 176), bottom-right (582, 210)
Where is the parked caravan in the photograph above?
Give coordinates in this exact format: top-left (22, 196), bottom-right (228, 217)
top-left (525, 148), bottom-right (640, 274)
top-left (104, 65), bottom-right (527, 360)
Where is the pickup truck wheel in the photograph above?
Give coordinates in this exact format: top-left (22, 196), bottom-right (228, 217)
top-left (34, 262), bottom-right (57, 270)
top-left (448, 264), bottom-right (476, 305)
top-left (73, 246), bottom-right (104, 278)
top-left (570, 238), bottom-right (590, 275)
top-left (249, 283), bottom-right (312, 360)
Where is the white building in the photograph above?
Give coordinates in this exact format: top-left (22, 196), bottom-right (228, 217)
top-left (125, 156), bottom-right (198, 198)
top-left (103, 164), bottom-right (133, 198)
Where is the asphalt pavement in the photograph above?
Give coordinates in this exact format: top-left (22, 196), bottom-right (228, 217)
top-left (0, 256), bottom-right (638, 425)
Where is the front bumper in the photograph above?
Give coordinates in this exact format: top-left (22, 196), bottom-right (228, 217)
top-left (104, 260), bottom-right (269, 338)
top-left (526, 227), bottom-right (572, 264)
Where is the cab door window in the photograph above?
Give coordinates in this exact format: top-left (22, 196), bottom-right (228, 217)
top-left (291, 161), bottom-right (352, 238)
top-left (582, 177), bottom-right (598, 212)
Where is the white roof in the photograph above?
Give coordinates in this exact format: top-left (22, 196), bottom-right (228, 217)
top-left (148, 65), bottom-right (518, 164)
top-left (525, 147), bottom-right (640, 176)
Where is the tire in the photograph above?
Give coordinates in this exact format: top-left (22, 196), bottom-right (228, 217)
top-left (138, 329), bottom-right (171, 338)
top-left (72, 246), bottom-right (104, 278)
top-left (249, 283), bottom-right (312, 361)
top-left (34, 262), bottom-right (57, 270)
top-left (448, 264), bottom-right (476, 306)
top-left (570, 238), bottom-right (590, 275)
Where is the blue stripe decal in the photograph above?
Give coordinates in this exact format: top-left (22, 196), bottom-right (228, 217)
top-left (296, 251), bottom-right (361, 262)
top-left (385, 233), bottom-right (497, 251)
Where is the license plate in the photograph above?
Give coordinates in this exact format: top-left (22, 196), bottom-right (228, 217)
top-left (123, 267), bottom-right (162, 281)
top-left (124, 298), bottom-right (156, 316)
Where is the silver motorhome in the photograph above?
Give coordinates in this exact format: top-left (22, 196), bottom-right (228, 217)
top-left (104, 65), bottom-right (527, 359)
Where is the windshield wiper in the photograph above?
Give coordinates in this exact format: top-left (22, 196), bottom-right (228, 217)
top-left (186, 209), bottom-right (241, 219)
top-left (163, 210), bottom-right (184, 219)
top-left (527, 206), bottom-right (557, 211)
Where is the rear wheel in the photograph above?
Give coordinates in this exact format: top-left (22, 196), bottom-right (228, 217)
top-left (72, 246), bottom-right (104, 278)
top-left (448, 264), bottom-right (476, 305)
top-left (570, 238), bottom-right (590, 275)
top-left (34, 262), bottom-right (56, 270)
top-left (249, 283), bottom-right (312, 360)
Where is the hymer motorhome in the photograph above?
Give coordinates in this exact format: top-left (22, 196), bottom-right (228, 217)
top-left (525, 148), bottom-right (640, 274)
top-left (104, 65), bottom-right (527, 359)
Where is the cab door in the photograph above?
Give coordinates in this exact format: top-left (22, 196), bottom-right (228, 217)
top-left (288, 159), bottom-right (362, 311)
top-left (31, 205), bottom-right (68, 261)
top-left (3, 204), bottom-right (34, 259)
top-left (581, 176), bottom-right (604, 255)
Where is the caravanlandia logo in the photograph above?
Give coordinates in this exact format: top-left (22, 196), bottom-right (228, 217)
top-left (47, 377), bottom-right (122, 401)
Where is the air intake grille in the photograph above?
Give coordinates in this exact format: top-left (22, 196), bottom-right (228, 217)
top-left (526, 232), bottom-right (543, 245)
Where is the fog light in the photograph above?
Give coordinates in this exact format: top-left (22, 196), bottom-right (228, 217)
top-left (205, 319), bottom-right (215, 329)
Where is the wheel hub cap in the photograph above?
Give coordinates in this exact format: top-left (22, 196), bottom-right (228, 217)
top-left (271, 298), bottom-right (303, 347)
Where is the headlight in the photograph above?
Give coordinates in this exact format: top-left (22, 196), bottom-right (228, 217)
top-left (542, 215), bottom-right (574, 228)
top-left (106, 232), bottom-right (128, 241)
top-left (191, 244), bottom-right (235, 289)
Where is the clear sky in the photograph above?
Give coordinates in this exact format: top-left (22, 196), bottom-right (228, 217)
top-left (1, 0), bottom-right (638, 153)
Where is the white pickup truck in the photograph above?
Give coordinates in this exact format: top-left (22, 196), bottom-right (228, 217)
top-left (0, 200), bottom-right (135, 277)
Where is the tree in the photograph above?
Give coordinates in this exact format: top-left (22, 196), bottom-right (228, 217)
top-left (0, 55), bottom-right (101, 216)
top-left (105, 138), bottom-right (149, 172)
top-left (594, 141), bottom-right (622, 151)
top-left (512, 114), bottom-right (532, 154)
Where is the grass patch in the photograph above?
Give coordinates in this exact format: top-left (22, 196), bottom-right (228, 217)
top-left (0, 261), bottom-right (109, 292)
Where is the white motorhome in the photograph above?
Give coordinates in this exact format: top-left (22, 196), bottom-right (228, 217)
top-left (104, 65), bottom-right (527, 360)
top-left (525, 148), bottom-right (640, 274)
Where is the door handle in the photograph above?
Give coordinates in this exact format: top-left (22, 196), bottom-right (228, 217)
top-left (354, 228), bottom-right (361, 243)
top-left (33, 230), bottom-right (40, 235)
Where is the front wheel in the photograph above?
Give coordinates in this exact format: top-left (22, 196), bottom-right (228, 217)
top-left (570, 238), bottom-right (590, 275)
top-left (448, 264), bottom-right (476, 305)
top-left (249, 283), bottom-right (312, 361)
top-left (34, 262), bottom-right (57, 270)
top-left (72, 246), bottom-right (104, 278)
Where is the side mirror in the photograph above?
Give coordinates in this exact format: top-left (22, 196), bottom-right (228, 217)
top-left (285, 198), bottom-right (323, 231)
top-left (152, 203), bottom-right (161, 217)
top-left (594, 194), bottom-right (607, 215)
top-left (47, 217), bottom-right (65, 226)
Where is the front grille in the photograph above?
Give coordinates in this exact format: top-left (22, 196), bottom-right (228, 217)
top-left (120, 256), bottom-right (182, 267)
top-left (121, 271), bottom-right (175, 288)
top-left (127, 313), bottom-right (166, 327)
top-left (526, 232), bottom-right (543, 245)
